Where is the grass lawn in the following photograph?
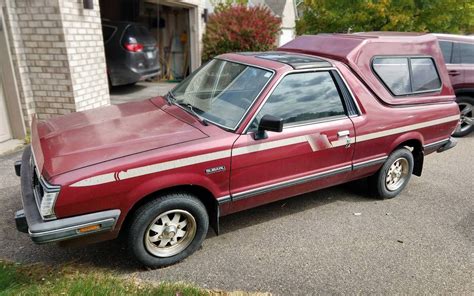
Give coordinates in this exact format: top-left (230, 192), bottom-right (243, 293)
top-left (0, 260), bottom-right (270, 296)
top-left (0, 260), bottom-right (206, 296)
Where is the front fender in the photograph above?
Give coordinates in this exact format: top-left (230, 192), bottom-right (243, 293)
top-left (123, 172), bottom-right (224, 210)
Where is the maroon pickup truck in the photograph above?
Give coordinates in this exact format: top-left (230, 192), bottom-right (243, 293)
top-left (14, 33), bottom-right (459, 268)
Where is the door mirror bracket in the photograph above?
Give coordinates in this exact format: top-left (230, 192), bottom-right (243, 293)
top-left (253, 115), bottom-right (283, 140)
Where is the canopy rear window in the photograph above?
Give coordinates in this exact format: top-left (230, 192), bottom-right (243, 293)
top-left (372, 57), bottom-right (441, 96)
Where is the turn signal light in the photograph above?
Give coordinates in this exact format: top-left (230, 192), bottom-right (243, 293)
top-left (77, 225), bottom-right (101, 233)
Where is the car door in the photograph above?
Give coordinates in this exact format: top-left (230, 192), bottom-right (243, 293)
top-left (458, 42), bottom-right (474, 89)
top-left (451, 41), bottom-right (474, 89)
top-left (439, 41), bottom-right (464, 88)
top-left (229, 70), bottom-right (356, 212)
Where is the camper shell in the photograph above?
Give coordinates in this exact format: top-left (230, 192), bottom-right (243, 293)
top-left (279, 33), bottom-right (455, 105)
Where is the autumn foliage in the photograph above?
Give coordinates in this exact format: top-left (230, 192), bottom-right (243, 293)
top-left (202, 5), bottom-right (281, 61)
top-left (297, 0), bottom-right (473, 35)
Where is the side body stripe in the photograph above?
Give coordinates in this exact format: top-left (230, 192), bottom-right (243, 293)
top-left (71, 150), bottom-right (232, 187)
top-left (357, 115), bottom-right (459, 142)
top-left (69, 114), bottom-right (459, 188)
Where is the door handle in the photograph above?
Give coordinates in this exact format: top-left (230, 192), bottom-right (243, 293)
top-left (448, 70), bottom-right (460, 76)
top-left (338, 130), bottom-right (350, 137)
top-left (337, 130), bottom-right (351, 148)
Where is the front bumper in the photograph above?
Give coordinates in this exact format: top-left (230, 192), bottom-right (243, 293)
top-left (109, 64), bottom-right (160, 86)
top-left (14, 147), bottom-right (121, 244)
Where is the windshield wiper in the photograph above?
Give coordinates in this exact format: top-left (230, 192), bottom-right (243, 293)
top-left (177, 102), bottom-right (209, 126)
top-left (165, 91), bottom-right (175, 105)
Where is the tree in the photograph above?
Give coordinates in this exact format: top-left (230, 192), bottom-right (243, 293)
top-left (296, 0), bottom-right (473, 35)
top-left (202, 4), bottom-right (281, 61)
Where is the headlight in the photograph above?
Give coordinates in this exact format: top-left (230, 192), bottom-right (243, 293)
top-left (39, 191), bottom-right (60, 219)
top-left (33, 173), bottom-right (61, 220)
top-left (31, 150), bottom-right (61, 220)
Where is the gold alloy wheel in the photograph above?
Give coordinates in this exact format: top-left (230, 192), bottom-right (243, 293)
top-left (144, 209), bottom-right (196, 258)
top-left (385, 157), bottom-right (409, 191)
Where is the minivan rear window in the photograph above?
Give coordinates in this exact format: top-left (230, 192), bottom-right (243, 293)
top-left (372, 57), bottom-right (441, 96)
top-left (123, 25), bottom-right (155, 45)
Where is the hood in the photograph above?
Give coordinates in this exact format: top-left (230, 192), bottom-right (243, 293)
top-left (33, 99), bottom-right (208, 179)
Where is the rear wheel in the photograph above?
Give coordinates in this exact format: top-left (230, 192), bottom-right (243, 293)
top-left (452, 96), bottom-right (473, 137)
top-left (369, 148), bottom-right (414, 199)
top-left (128, 193), bottom-right (209, 268)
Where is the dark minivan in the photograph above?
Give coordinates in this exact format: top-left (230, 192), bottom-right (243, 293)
top-left (102, 20), bottom-right (160, 86)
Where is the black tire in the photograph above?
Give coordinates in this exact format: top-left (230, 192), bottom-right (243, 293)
top-left (128, 192), bottom-right (209, 268)
top-left (369, 148), bottom-right (414, 199)
top-left (452, 96), bottom-right (474, 137)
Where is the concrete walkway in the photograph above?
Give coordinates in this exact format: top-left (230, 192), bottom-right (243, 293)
top-left (110, 81), bottom-right (176, 105)
top-left (0, 139), bottom-right (24, 156)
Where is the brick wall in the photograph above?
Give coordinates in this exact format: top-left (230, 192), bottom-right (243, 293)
top-left (60, 0), bottom-right (109, 111)
top-left (1, 0), bottom-right (109, 125)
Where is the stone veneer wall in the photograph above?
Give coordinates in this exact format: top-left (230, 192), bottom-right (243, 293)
top-left (1, 0), bottom-right (109, 125)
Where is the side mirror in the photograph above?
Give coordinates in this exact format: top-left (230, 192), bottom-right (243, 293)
top-left (254, 114), bottom-right (283, 140)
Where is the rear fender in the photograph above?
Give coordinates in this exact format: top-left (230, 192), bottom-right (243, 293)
top-left (389, 132), bottom-right (424, 176)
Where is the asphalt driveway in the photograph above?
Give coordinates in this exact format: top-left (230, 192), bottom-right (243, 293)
top-left (0, 135), bottom-right (472, 295)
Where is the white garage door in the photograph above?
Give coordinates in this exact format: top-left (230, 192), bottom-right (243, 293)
top-left (0, 71), bottom-right (11, 142)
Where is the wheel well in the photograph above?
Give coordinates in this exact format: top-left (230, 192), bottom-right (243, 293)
top-left (120, 185), bottom-right (219, 238)
top-left (396, 139), bottom-right (423, 176)
top-left (455, 90), bottom-right (474, 99)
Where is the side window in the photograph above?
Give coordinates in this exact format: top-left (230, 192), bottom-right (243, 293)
top-left (438, 41), bottom-right (453, 63)
top-left (459, 43), bottom-right (474, 64)
top-left (102, 26), bottom-right (116, 43)
top-left (411, 58), bottom-right (441, 92)
top-left (250, 71), bottom-right (346, 129)
top-left (373, 57), bottom-right (441, 96)
top-left (372, 58), bottom-right (411, 95)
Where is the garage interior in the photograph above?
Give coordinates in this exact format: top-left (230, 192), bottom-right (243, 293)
top-left (99, 0), bottom-right (194, 81)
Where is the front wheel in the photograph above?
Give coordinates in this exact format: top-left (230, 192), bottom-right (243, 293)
top-left (369, 148), bottom-right (414, 199)
top-left (128, 193), bottom-right (209, 268)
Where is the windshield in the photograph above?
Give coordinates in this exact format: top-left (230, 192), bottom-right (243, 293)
top-left (171, 59), bottom-right (273, 130)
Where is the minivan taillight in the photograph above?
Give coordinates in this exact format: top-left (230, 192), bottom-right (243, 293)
top-left (124, 43), bottom-right (144, 52)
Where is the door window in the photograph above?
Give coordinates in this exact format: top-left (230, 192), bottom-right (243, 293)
top-left (438, 41), bottom-right (453, 63)
top-left (459, 43), bottom-right (474, 64)
top-left (249, 71), bottom-right (346, 130)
